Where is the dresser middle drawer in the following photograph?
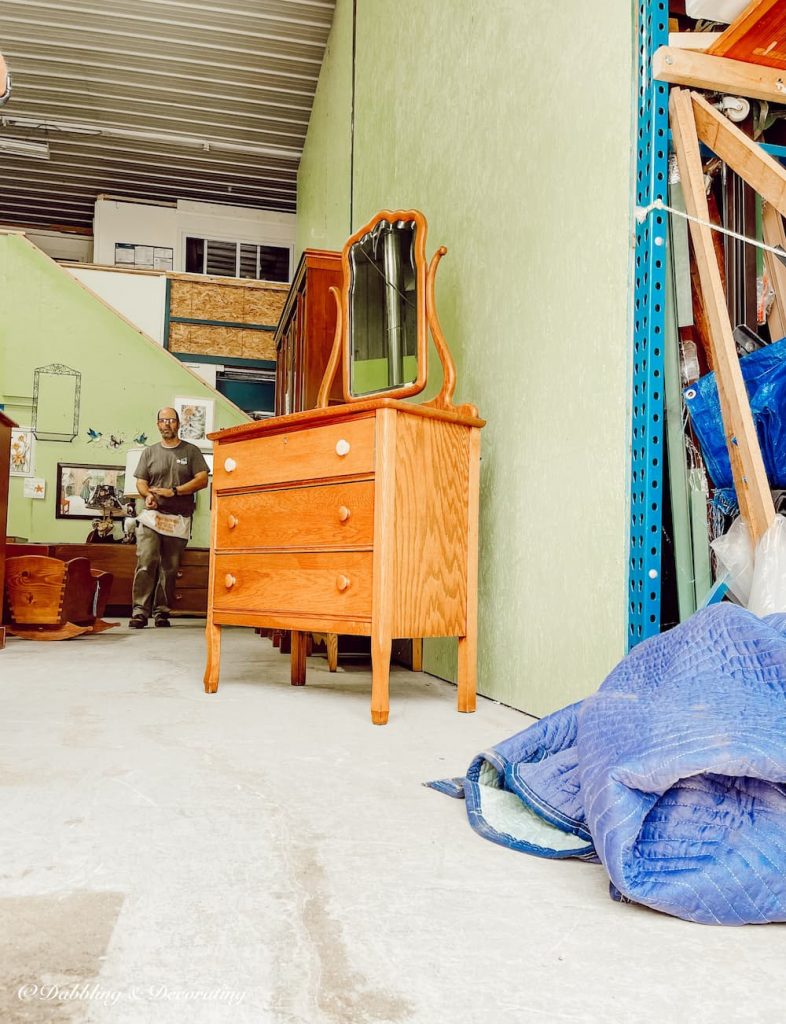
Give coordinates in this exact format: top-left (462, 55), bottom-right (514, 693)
top-left (216, 480), bottom-right (374, 550)
top-left (213, 551), bottom-right (372, 619)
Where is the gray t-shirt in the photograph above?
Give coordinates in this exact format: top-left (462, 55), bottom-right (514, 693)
top-left (133, 441), bottom-right (209, 516)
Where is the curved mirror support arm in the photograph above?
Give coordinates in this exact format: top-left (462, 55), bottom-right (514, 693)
top-left (421, 247), bottom-right (479, 418)
top-left (316, 286), bottom-right (343, 409)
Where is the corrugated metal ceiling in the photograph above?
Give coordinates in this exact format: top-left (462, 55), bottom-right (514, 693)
top-left (0, 0), bottom-right (335, 229)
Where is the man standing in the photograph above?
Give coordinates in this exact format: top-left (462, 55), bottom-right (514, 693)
top-left (129, 407), bottom-right (209, 628)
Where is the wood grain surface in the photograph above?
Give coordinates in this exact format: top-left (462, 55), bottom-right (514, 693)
top-left (215, 481), bottom-right (375, 551)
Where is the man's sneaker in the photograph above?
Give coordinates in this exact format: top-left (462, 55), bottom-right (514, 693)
top-left (128, 615), bottom-right (147, 629)
top-left (154, 614), bottom-right (171, 628)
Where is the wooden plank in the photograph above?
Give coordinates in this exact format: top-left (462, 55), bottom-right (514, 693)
top-left (653, 46), bottom-right (786, 103)
top-left (690, 91), bottom-right (786, 215)
top-left (761, 202), bottom-right (786, 342)
top-left (669, 87), bottom-right (774, 543)
top-left (707, 0), bottom-right (786, 69)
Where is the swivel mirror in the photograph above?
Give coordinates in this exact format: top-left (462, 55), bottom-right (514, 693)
top-left (318, 208), bottom-right (476, 416)
top-left (347, 215), bottom-right (424, 398)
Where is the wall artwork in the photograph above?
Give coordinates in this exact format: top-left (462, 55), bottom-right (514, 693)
top-left (174, 396), bottom-right (214, 449)
top-left (10, 427), bottom-right (35, 476)
top-left (56, 463), bottom-right (126, 520)
top-left (23, 478), bottom-right (46, 499)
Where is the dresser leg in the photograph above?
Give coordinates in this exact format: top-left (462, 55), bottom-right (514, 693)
top-left (326, 632), bottom-right (338, 672)
top-left (204, 622), bottom-right (221, 694)
top-left (291, 630), bottom-right (307, 686)
top-left (456, 634), bottom-right (477, 713)
top-left (371, 636), bottom-right (392, 725)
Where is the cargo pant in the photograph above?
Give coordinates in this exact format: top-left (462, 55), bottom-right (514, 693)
top-left (131, 524), bottom-right (188, 619)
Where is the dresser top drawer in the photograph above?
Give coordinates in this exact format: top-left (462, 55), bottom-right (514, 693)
top-left (213, 415), bottom-right (374, 490)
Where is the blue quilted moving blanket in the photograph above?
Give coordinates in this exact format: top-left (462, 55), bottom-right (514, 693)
top-left (432, 605), bottom-right (786, 924)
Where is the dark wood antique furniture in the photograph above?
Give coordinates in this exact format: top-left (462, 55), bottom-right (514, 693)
top-left (0, 412), bottom-right (17, 650)
top-left (205, 211), bottom-right (485, 724)
top-left (275, 248), bottom-right (343, 415)
top-left (5, 543), bottom-right (209, 616)
top-left (5, 554), bottom-right (115, 640)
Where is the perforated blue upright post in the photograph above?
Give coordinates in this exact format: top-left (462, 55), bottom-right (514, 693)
top-left (629, 0), bottom-right (669, 649)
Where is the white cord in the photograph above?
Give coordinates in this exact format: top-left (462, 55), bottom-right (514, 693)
top-left (636, 198), bottom-right (786, 261)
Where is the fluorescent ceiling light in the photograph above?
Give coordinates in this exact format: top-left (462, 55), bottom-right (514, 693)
top-left (0, 137), bottom-right (50, 160)
top-left (1, 115), bottom-right (299, 160)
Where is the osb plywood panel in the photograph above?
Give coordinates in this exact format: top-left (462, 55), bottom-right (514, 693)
top-left (244, 288), bottom-right (287, 324)
top-left (169, 281), bottom-right (193, 318)
top-left (190, 283), bottom-right (246, 322)
top-left (708, 0), bottom-right (786, 69)
top-left (168, 321), bottom-right (197, 351)
top-left (169, 323), bottom-right (243, 358)
top-left (240, 330), bottom-right (277, 360)
top-left (170, 278), bottom-right (286, 326)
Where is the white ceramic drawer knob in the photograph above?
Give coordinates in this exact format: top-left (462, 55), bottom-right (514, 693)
top-left (225, 573), bottom-right (236, 589)
top-left (337, 506), bottom-right (351, 522)
top-left (336, 575), bottom-right (350, 592)
top-left (335, 439), bottom-right (351, 457)
top-left (227, 514), bottom-right (239, 529)
top-left (224, 457), bottom-right (237, 472)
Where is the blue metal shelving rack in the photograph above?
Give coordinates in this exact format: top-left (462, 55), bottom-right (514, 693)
top-left (629, 0), bottom-right (669, 648)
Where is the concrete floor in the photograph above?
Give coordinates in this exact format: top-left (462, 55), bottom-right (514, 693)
top-left (1, 620), bottom-right (785, 1024)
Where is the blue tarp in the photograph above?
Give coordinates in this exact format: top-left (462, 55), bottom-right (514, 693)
top-left (432, 605), bottom-right (786, 925)
top-left (684, 336), bottom-right (786, 488)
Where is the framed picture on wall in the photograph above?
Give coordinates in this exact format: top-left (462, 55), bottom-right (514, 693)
top-left (10, 427), bottom-right (35, 476)
top-left (174, 396), bottom-right (214, 450)
top-left (55, 463), bottom-right (126, 520)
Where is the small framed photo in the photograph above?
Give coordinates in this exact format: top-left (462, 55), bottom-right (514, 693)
top-left (10, 427), bottom-right (35, 476)
top-left (56, 463), bottom-right (126, 520)
top-left (174, 396), bottom-right (214, 450)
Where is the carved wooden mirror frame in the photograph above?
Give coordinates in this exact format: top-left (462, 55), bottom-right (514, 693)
top-left (317, 209), bottom-right (477, 416)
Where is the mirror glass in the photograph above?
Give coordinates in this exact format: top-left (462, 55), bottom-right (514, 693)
top-left (348, 218), bottom-right (419, 397)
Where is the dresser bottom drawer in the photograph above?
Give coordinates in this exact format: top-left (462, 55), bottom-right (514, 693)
top-left (212, 551), bottom-right (372, 619)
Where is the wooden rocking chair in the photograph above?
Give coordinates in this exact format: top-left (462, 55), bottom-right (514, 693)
top-left (5, 555), bottom-right (117, 640)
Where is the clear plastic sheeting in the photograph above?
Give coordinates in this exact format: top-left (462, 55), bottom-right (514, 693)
top-left (712, 514), bottom-right (786, 616)
top-left (684, 337), bottom-right (786, 489)
top-left (684, 0), bottom-right (748, 22)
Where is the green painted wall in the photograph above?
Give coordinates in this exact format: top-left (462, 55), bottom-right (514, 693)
top-left (295, 0), bottom-right (354, 256)
top-left (0, 233), bottom-right (249, 549)
top-left (297, 0), bottom-right (635, 716)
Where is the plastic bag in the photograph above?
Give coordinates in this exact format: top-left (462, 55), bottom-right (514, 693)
top-left (711, 515), bottom-right (753, 606)
top-left (136, 509), bottom-right (191, 539)
top-left (749, 516), bottom-right (786, 617)
top-left (684, 0), bottom-right (748, 22)
top-left (711, 514), bottom-right (786, 616)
